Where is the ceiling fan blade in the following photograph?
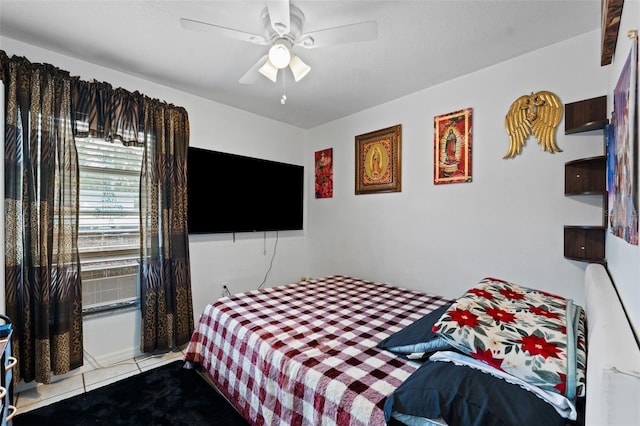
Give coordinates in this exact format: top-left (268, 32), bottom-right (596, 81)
top-left (180, 18), bottom-right (268, 45)
top-left (266, 0), bottom-right (290, 36)
top-left (239, 55), bottom-right (269, 84)
top-left (298, 21), bottom-right (378, 49)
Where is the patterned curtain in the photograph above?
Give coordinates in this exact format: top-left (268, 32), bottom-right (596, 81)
top-left (139, 97), bottom-right (193, 352)
top-left (71, 79), bottom-right (143, 146)
top-left (1, 49), bottom-right (194, 382)
top-left (0, 52), bottom-right (83, 384)
top-left (72, 79), bottom-right (194, 351)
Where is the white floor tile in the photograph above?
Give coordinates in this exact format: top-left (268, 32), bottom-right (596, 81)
top-left (16, 374), bottom-right (84, 413)
top-left (14, 350), bottom-right (187, 414)
top-left (83, 361), bottom-right (140, 392)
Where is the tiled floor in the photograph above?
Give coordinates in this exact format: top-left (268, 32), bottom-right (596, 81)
top-left (13, 348), bottom-right (186, 415)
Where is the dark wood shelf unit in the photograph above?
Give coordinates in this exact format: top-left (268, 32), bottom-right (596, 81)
top-left (563, 96), bottom-right (608, 264)
top-left (564, 96), bottom-right (608, 134)
top-left (565, 156), bottom-right (607, 195)
top-left (565, 120), bottom-right (609, 134)
top-left (564, 226), bottom-right (606, 264)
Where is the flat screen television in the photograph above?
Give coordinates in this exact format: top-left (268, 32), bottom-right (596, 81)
top-left (187, 147), bottom-right (304, 234)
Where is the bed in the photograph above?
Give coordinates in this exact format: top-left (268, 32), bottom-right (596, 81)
top-left (183, 265), bottom-right (640, 425)
top-left (183, 275), bottom-right (451, 425)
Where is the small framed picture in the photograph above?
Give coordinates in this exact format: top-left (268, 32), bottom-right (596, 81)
top-left (355, 124), bottom-right (402, 194)
top-left (434, 108), bottom-right (472, 185)
top-left (315, 148), bottom-right (333, 199)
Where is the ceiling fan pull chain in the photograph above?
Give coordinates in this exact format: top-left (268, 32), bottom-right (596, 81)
top-left (281, 72), bottom-right (287, 105)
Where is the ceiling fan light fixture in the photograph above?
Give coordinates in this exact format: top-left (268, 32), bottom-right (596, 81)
top-left (258, 60), bottom-right (279, 82)
top-left (289, 55), bottom-right (311, 82)
top-left (268, 43), bottom-right (291, 69)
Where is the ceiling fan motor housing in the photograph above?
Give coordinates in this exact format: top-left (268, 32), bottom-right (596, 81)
top-left (261, 4), bottom-right (306, 46)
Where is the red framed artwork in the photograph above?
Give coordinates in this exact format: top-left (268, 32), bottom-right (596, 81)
top-left (315, 148), bottom-right (333, 198)
top-left (434, 108), bottom-right (472, 185)
top-left (355, 125), bottom-right (402, 194)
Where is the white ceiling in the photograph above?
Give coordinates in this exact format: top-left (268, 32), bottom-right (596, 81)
top-left (0, 0), bottom-right (602, 129)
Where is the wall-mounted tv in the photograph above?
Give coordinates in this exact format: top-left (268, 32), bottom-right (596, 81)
top-left (187, 147), bottom-right (304, 234)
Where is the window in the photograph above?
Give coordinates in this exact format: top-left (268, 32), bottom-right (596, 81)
top-left (76, 137), bottom-right (144, 314)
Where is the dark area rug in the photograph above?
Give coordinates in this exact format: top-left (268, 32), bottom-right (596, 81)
top-left (14, 360), bottom-right (249, 426)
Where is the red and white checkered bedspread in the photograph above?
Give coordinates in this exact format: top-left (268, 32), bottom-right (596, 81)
top-left (184, 275), bottom-right (450, 426)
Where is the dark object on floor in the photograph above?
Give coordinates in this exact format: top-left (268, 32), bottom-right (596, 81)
top-left (14, 360), bottom-right (249, 426)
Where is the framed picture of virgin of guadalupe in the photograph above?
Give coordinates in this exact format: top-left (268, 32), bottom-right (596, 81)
top-left (355, 124), bottom-right (402, 195)
top-left (434, 108), bottom-right (472, 185)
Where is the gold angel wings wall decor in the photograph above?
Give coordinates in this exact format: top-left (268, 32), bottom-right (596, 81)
top-left (504, 91), bottom-right (563, 159)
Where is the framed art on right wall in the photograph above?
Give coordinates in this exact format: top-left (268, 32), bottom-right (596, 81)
top-left (608, 37), bottom-right (638, 245)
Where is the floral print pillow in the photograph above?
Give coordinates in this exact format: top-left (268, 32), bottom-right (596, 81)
top-left (432, 278), bottom-right (587, 398)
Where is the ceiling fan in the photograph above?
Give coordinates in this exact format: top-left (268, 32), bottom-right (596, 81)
top-left (180, 0), bottom-right (378, 84)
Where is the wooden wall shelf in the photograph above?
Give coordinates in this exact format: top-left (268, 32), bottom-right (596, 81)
top-left (564, 226), bottom-right (606, 264)
top-left (563, 96), bottom-right (608, 264)
top-left (565, 96), bottom-right (608, 134)
top-left (565, 156), bottom-right (607, 195)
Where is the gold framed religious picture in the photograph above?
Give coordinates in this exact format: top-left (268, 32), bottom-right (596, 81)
top-left (434, 108), bottom-right (472, 185)
top-left (355, 124), bottom-right (402, 194)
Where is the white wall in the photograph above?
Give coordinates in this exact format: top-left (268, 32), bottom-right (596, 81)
top-left (604, 0), bottom-right (640, 340)
top-left (0, 37), bottom-right (308, 365)
top-left (306, 30), bottom-right (607, 310)
top-left (2, 2), bottom-right (639, 367)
